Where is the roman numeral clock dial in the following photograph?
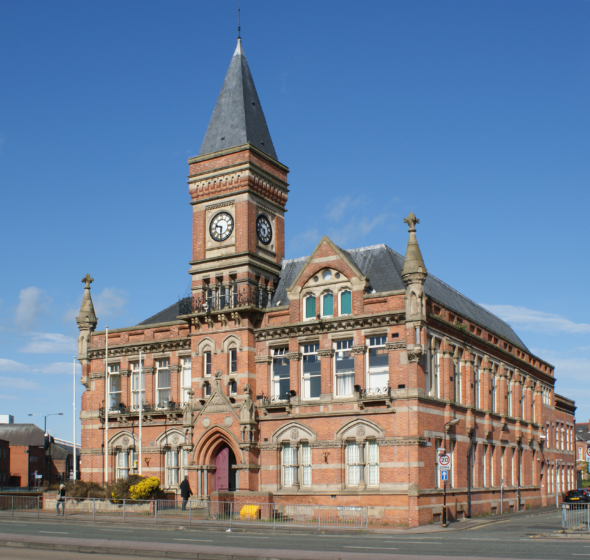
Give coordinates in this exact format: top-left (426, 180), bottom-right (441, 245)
top-left (257, 214), bottom-right (272, 245)
top-left (209, 212), bottom-right (234, 242)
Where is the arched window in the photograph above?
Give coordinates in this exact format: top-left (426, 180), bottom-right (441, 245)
top-left (339, 290), bottom-right (352, 315)
top-left (321, 292), bottom-right (333, 317)
top-left (204, 382), bottom-right (211, 397)
top-left (304, 295), bottom-right (316, 320)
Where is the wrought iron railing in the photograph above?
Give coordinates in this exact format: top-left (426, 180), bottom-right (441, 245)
top-left (178, 285), bottom-right (273, 315)
top-left (99, 401), bottom-right (183, 417)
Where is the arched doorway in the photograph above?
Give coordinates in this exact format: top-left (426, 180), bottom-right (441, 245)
top-left (213, 444), bottom-right (237, 491)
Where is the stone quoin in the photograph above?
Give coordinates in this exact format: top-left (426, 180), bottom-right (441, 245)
top-left (76, 38), bottom-right (576, 526)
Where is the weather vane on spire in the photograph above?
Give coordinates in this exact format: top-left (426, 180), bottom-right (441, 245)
top-left (238, 0), bottom-right (241, 40)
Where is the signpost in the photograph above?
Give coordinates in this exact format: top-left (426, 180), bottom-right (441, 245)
top-left (441, 470), bottom-right (448, 482)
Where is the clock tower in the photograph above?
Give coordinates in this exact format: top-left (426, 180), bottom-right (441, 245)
top-left (186, 39), bottom-right (289, 313)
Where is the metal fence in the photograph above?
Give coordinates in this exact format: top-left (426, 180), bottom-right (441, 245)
top-left (0, 496), bottom-right (368, 530)
top-left (562, 503), bottom-right (590, 532)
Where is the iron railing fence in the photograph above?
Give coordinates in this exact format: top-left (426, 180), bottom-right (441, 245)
top-left (0, 496), bottom-right (368, 530)
top-left (178, 285), bottom-right (273, 316)
top-left (562, 503), bottom-right (590, 532)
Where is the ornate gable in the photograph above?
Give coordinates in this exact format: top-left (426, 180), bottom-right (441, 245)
top-left (193, 371), bottom-right (239, 425)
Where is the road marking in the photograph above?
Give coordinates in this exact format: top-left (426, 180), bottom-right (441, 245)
top-left (460, 538), bottom-right (501, 541)
top-left (225, 535), bottom-right (269, 539)
top-left (385, 541), bottom-right (443, 544)
top-left (99, 529), bottom-right (134, 532)
top-left (39, 531), bottom-right (69, 534)
top-left (343, 546), bottom-right (398, 550)
top-left (174, 538), bottom-right (213, 542)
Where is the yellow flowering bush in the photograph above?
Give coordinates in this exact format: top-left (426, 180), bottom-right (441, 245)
top-left (129, 476), bottom-right (161, 500)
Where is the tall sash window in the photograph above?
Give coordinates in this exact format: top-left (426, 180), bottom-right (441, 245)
top-left (181, 357), bottom-right (191, 405)
top-left (334, 339), bottom-right (354, 397)
top-left (321, 292), bottom-right (334, 317)
top-left (108, 364), bottom-right (121, 410)
top-left (272, 347), bottom-right (290, 400)
top-left (347, 442), bottom-right (360, 486)
top-left (117, 450), bottom-right (129, 479)
top-left (302, 344), bottom-right (321, 399)
top-left (166, 449), bottom-right (179, 486)
top-left (282, 444), bottom-right (297, 487)
top-left (156, 359), bottom-right (171, 405)
top-left (368, 336), bottom-right (388, 390)
top-left (301, 443), bottom-right (312, 487)
top-left (304, 295), bottom-right (316, 320)
top-left (339, 290), bottom-right (352, 315)
top-left (130, 362), bottom-right (145, 409)
top-left (367, 441), bottom-right (379, 486)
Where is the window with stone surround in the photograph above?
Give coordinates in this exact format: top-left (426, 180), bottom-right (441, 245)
top-left (334, 339), bottom-right (355, 397)
top-left (108, 364), bottom-right (121, 410)
top-left (229, 348), bottom-right (237, 374)
top-left (506, 373), bottom-right (512, 417)
top-left (453, 348), bottom-right (462, 404)
top-left (204, 351), bottom-right (212, 377)
top-left (130, 361), bottom-right (145, 409)
top-left (116, 449), bottom-right (129, 479)
top-left (339, 289), bottom-right (352, 315)
top-left (156, 359), bottom-right (171, 406)
top-left (321, 292), bottom-right (334, 318)
top-left (346, 441), bottom-right (361, 486)
top-left (471, 443), bottom-right (477, 488)
top-left (282, 443), bottom-right (297, 487)
top-left (474, 357), bottom-right (481, 409)
top-left (204, 382), bottom-right (211, 397)
top-left (302, 343), bottom-right (321, 400)
top-left (272, 347), bottom-right (290, 400)
top-left (165, 449), bottom-right (180, 486)
top-left (181, 357), bottom-right (191, 405)
top-left (483, 444), bottom-right (488, 487)
top-left (427, 338), bottom-right (440, 398)
top-left (304, 295), bottom-right (316, 320)
top-left (367, 441), bottom-right (379, 486)
top-left (301, 443), bottom-right (312, 487)
top-left (367, 336), bottom-right (388, 391)
top-left (491, 367), bottom-right (497, 413)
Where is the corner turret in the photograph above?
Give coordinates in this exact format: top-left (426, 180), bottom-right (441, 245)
top-left (402, 213), bottom-right (427, 323)
top-left (76, 274), bottom-right (98, 385)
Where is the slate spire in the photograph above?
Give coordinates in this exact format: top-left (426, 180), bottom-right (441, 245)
top-left (199, 39), bottom-right (277, 160)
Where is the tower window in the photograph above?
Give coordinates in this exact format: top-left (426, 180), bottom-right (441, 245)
top-left (339, 290), bottom-right (352, 315)
top-left (230, 348), bottom-right (237, 373)
top-left (321, 292), bottom-right (333, 317)
top-left (204, 351), bottom-right (212, 376)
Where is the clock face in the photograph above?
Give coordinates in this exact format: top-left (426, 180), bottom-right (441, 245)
top-left (209, 212), bottom-right (234, 242)
top-left (257, 214), bottom-right (273, 245)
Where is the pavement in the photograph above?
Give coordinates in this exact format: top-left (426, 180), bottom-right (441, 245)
top-left (0, 507), bottom-right (586, 559)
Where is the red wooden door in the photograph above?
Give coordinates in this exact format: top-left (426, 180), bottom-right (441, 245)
top-left (214, 446), bottom-right (229, 491)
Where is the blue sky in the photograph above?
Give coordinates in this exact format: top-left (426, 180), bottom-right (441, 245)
top-left (0, 1), bottom-right (589, 441)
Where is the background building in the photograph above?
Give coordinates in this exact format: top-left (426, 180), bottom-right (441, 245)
top-left (77, 39), bottom-right (576, 526)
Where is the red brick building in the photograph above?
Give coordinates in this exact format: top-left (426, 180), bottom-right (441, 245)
top-left (77, 39), bottom-right (576, 526)
top-left (0, 424), bottom-right (46, 488)
top-left (575, 421), bottom-right (589, 483)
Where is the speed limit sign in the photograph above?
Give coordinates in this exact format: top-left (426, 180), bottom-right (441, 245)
top-left (438, 453), bottom-right (451, 471)
top-left (585, 446), bottom-right (590, 462)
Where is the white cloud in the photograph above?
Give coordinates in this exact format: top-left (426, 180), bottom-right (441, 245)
top-left (0, 376), bottom-right (39, 390)
top-left (14, 287), bottom-right (52, 329)
top-left (93, 288), bottom-right (127, 319)
top-left (481, 304), bottom-right (590, 335)
top-left (328, 197), bottom-right (361, 221)
top-left (0, 358), bottom-right (29, 373)
top-left (19, 332), bottom-right (77, 354)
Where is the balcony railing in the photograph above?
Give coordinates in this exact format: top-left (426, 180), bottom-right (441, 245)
top-left (99, 401), bottom-right (184, 418)
top-left (178, 285), bottom-right (273, 315)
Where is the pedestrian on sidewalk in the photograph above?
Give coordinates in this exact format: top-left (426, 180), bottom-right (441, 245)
top-left (180, 475), bottom-right (192, 511)
top-left (56, 484), bottom-right (66, 516)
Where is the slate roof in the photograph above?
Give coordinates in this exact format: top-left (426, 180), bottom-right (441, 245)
top-left (272, 244), bottom-right (529, 351)
top-left (139, 243), bottom-right (529, 350)
top-left (0, 423), bottom-right (46, 446)
top-left (198, 40), bottom-right (277, 161)
top-left (576, 422), bottom-right (589, 442)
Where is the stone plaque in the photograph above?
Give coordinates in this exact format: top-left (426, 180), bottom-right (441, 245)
top-left (224, 415), bottom-right (234, 427)
top-left (202, 417), bottom-right (211, 429)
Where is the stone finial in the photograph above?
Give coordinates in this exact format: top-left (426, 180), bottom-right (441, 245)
top-left (76, 273), bottom-right (98, 332)
top-left (401, 213), bottom-right (427, 282)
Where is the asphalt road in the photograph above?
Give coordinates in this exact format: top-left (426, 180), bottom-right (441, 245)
top-left (0, 510), bottom-right (586, 559)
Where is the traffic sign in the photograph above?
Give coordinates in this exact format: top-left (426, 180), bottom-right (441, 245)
top-left (438, 453), bottom-right (451, 471)
top-left (586, 446), bottom-right (590, 462)
top-left (441, 470), bottom-right (448, 481)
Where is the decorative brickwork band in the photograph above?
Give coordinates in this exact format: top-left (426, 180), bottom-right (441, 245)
top-left (88, 338), bottom-right (190, 359)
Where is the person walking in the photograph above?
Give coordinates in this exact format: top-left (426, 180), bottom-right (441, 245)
top-left (180, 475), bottom-right (192, 511)
top-left (56, 484), bottom-right (66, 516)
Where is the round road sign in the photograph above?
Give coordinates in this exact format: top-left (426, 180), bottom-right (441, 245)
top-left (438, 453), bottom-right (451, 470)
top-left (585, 446), bottom-right (590, 461)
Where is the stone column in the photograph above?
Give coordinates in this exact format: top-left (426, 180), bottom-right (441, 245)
top-left (358, 441), bottom-right (366, 491)
top-left (292, 443), bottom-right (300, 490)
top-left (197, 468), bottom-right (202, 496)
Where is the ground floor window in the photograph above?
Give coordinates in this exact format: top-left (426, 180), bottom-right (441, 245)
top-left (282, 443), bottom-right (297, 487)
top-left (301, 443), bottom-right (311, 487)
top-left (166, 449), bottom-right (180, 486)
top-left (347, 442), bottom-right (361, 486)
top-left (117, 449), bottom-right (137, 479)
top-left (367, 441), bottom-right (379, 486)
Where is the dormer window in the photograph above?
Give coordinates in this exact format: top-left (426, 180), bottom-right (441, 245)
top-left (321, 292), bottom-right (334, 317)
top-left (304, 295), bottom-right (316, 320)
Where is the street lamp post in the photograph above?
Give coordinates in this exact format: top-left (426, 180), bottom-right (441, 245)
top-left (28, 413), bottom-right (63, 484)
top-left (442, 418), bottom-right (460, 526)
top-left (555, 459), bottom-right (561, 508)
